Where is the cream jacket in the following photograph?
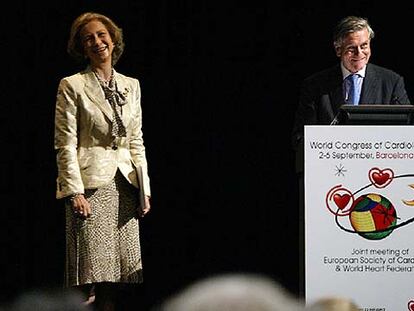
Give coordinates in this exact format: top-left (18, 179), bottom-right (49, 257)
top-left (54, 68), bottom-right (151, 199)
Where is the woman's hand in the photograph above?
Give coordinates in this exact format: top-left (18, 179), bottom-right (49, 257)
top-left (139, 196), bottom-right (151, 218)
top-left (71, 194), bottom-right (92, 219)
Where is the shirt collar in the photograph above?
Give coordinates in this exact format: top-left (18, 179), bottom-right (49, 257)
top-left (341, 63), bottom-right (366, 80)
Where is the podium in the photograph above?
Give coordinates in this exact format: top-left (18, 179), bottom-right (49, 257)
top-left (303, 125), bottom-right (414, 310)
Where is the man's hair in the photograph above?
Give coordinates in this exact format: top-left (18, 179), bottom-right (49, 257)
top-left (333, 16), bottom-right (375, 49)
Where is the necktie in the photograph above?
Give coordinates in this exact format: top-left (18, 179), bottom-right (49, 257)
top-left (346, 74), bottom-right (360, 105)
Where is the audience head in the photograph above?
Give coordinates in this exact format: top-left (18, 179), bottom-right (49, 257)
top-left (306, 296), bottom-right (360, 311)
top-left (11, 287), bottom-right (92, 311)
top-left (158, 273), bottom-right (305, 311)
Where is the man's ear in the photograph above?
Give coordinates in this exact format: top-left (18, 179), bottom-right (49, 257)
top-left (334, 46), bottom-right (342, 58)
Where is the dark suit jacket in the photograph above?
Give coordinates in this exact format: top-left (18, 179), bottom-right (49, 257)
top-left (292, 62), bottom-right (410, 173)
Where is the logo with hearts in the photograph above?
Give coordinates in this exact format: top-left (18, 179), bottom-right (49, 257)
top-left (407, 300), bottom-right (414, 311)
top-left (369, 167), bottom-right (394, 188)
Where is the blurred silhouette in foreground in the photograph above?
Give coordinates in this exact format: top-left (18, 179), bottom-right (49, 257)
top-left (10, 288), bottom-right (92, 311)
top-left (306, 297), bottom-right (360, 311)
top-left (157, 273), bottom-right (305, 311)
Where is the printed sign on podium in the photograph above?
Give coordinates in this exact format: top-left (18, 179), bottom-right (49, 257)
top-left (305, 125), bottom-right (414, 311)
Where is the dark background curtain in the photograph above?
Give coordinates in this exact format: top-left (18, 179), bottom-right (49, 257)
top-left (2, 1), bottom-right (412, 309)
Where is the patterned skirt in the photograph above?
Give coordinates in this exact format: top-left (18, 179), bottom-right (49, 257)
top-left (65, 170), bottom-right (143, 287)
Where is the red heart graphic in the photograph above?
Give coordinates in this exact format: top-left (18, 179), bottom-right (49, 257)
top-left (372, 172), bottom-right (390, 185)
top-left (369, 168), bottom-right (394, 188)
top-left (407, 300), bottom-right (414, 311)
top-left (333, 193), bottom-right (350, 210)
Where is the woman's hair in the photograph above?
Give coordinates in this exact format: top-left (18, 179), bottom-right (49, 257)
top-left (333, 16), bottom-right (375, 50)
top-left (67, 12), bottom-right (125, 65)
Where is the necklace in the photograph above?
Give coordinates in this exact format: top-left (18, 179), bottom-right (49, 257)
top-left (93, 68), bottom-right (114, 85)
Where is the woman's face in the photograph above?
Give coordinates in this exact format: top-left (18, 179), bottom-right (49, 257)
top-left (80, 20), bottom-right (114, 66)
top-left (335, 28), bottom-right (371, 73)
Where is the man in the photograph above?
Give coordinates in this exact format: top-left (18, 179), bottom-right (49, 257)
top-left (291, 15), bottom-right (411, 296)
top-left (292, 15), bottom-right (410, 157)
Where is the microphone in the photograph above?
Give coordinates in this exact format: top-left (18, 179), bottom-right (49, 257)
top-left (330, 110), bottom-right (341, 125)
top-left (391, 96), bottom-right (401, 104)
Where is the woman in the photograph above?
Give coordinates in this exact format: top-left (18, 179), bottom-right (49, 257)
top-left (54, 12), bottom-right (151, 310)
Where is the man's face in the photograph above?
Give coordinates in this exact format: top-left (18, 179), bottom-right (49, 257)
top-left (336, 28), bottom-right (371, 73)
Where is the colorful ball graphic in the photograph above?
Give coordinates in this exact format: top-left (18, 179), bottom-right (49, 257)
top-left (349, 194), bottom-right (397, 240)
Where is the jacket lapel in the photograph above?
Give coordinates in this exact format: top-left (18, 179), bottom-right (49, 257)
top-left (113, 71), bottom-right (133, 128)
top-left (329, 66), bottom-right (345, 112)
top-left (360, 64), bottom-right (378, 104)
top-left (83, 70), bottom-right (114, 121)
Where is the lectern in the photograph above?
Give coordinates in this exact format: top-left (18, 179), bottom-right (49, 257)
top-left (338, 104), bottom-right (414, 125)
top-left (302, 106), bottom-right (414, 310)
